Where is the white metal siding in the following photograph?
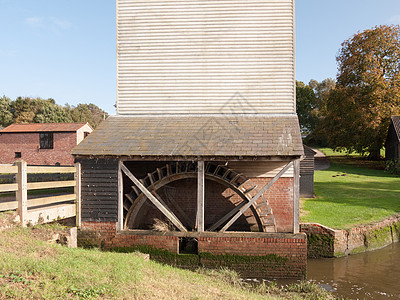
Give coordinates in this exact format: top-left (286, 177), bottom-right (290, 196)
top-left (117, 0), bottom-right (295, 115)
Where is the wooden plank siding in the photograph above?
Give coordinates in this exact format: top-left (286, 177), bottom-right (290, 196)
top-left (77, 158), bottom-right (119, 222)
top-left (116, 0), bottom-right (295, 115)
top-left (300, 146), bottom-right (315, 175)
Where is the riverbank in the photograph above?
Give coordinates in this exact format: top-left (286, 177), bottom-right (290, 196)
top-left (301, 215), bottom-right (400, 257)
top-left (0, 212), bottom-right (334, 299)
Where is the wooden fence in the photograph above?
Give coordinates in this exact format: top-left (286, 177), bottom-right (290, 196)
top-left (0, 160), bottom-right (81, 227)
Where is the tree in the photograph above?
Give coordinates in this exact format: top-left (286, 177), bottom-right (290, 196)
top-left (296, 79), bottom-right (335, 145)
top-left (68, 103), bottom-right (108, 128)
top-left (34, 99), bottom-right (73, 123)
top-left (324, 25), bottom-right (400, 159)
top-left (296, 81), bottom-right (317, 135)
top-left (0, 96), bottom-right (13, 127)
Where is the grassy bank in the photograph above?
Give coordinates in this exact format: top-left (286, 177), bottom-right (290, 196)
top-left (0, 215), bottom-right (333, 299)
top-left (301, 152), bottom-right (400, 229)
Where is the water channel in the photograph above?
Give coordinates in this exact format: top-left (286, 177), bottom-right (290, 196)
top-left (305, 242), bottom-right (400, 299)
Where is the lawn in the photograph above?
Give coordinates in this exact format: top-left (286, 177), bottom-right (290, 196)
top-left (0, 215), bottom-right (333, 299)
top-left (301, 160), bottom-right (400, 229)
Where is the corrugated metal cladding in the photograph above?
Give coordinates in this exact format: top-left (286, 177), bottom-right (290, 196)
top-left (116, 0), bottom-right (295, 115)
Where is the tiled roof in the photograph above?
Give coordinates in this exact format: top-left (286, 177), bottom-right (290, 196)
top-left (71, 115), bottom-right (303, 158)
top-left (1, 123), bottom-right (90, 133)
top-left (392, 116), bottom-right (400, 140)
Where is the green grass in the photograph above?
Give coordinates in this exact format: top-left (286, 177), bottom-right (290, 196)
top-left (301, 160), bottom-right (400, 229)
top-left (318, 147), bottom-right (386, 158)
top-left (0, 222), bottom-right (334, 299)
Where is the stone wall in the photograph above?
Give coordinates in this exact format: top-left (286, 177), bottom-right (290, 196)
top-left (301, 215), bottom-right (400, 257)
top-left (78, 221), bottom-right (307, 278)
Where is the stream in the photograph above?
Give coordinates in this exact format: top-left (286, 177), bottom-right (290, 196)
top-left (306, 242), bottom-right (400, 299)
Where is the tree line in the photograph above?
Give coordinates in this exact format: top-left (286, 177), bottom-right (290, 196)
top-left (0, 96), bottom-right (108, 129)
top-left (297, 25), bottom-right (400, 160)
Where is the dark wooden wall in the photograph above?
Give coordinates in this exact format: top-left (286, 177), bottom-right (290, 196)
top-left (300, 146), bottom-right (315, 198)
top-left (76, 157), bottom-right (119, 222)
top-left (385, 123), bottom-right (400, 160)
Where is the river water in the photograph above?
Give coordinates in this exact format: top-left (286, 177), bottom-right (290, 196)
top-left (306, 242), bottom-right (400, 299)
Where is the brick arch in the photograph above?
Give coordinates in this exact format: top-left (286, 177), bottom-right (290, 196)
top-left (123, 162), bottom-right (276, 232)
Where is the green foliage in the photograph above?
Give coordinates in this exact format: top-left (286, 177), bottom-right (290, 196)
top-left (296, 81), bottom-right (317, 135)
top-left (323, 25), bottom-right (400, 159)
top-left (385, 159), bottom-right (400, 175)
top-left (0, 96), bottom-right (108, 128)
top-left (296, 79), bottom-right (335, 146)
top-left (0, 96), bottom-right (13, 127)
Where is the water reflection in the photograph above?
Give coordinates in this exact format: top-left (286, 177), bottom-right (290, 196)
top-left (307, 242), bottom-right (400, 299)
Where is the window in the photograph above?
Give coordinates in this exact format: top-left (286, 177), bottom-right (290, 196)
top-left (15, 152), bottom-right (21, 158)
top-left (84, 132), bottom-right (90, 138)
top-left (40, 133), bottom-right (53, 149)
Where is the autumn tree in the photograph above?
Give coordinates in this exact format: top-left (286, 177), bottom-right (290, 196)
top-left (324, 25), bottom-right (400, 159)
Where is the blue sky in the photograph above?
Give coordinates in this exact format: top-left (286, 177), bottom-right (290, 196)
top-left (1, 1), bottom-right (400, 114)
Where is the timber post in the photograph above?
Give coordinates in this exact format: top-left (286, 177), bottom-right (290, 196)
top-left (117, 160), bottom-right (124, 231)
top-left (74, 162), bottom-right (81, 227)
top-left (16, 160), bottom-right (27, 227)
top-left (197, 160), bottom-right (205, 232)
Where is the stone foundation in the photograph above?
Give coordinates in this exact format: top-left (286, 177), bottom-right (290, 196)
top-left (301, 215), bottom-right (400, 257)
top-left (78, 221), bottom-right (307, 278)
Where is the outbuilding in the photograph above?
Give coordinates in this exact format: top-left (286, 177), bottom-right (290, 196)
top-left (385, 116), bottom-right (400, 161)
top-left (0, 122), bottom-right (92, 166)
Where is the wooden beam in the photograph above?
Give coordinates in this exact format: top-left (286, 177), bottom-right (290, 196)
top-left (120, 163), bottom-right (187, 232)
top-left (27, 180), bottom-right (76, 190)
top-left (28, 194), bottom-right (76, 208)
top-left (220, 161), bottom-right (293, 232)
top-left (74, 163), bottom-right (82, 227)
top-left (0, 183), bottom-right (18, 193)
top-left (117, 161), bottom-right (124, 231)
top-left (27, 203), bottom-right (76, 226)
top-left (0, 165), bottom-right (17, 174)
top-left (16, 160), bottom-right (28, 227)
top-left (293, 159), bottom-right (300, 233)
top-left (197, 161), bottom-right (205, 232)
top-left (27, 166), bottom-right (76, 174)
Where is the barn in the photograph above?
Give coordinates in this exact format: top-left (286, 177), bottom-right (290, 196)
top-left (385, 116), bottom-right (400, 161)
top-left (72, 0), bottom-right (307, 278)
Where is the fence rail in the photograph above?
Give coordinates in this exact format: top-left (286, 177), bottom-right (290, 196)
top-left (0, 160), bottom-right (81, 227)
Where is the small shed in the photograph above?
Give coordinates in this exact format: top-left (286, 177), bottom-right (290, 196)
top-left (385, 116), bottom-right (400, 161)
top-left (0, 123), bottom-right (93, 166)
top-left (300, 146), bottom-right (316, 198)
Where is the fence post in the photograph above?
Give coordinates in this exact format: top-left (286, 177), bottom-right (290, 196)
top-left (74, 163), bottom-right (81, 227)
top-left (16, 160), bottom-right (27, 227)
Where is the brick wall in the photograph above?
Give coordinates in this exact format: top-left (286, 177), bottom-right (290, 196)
top-left (251, 177), bottom-right (294, 232)
top-left (78, 221), bottom-right (306, 278)
top-left (0, 132), bottom-right (77, 165)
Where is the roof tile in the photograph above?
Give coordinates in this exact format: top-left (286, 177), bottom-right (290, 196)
top-left (71, 115), bottom-right (303, 158)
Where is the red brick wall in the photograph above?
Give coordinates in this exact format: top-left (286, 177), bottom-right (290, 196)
top-left (251, 177), bottom-right (294, 232)
top-left (78, 221), bottom-right (306, 278)
top-left (0, 132), bottom-right (77, 165)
